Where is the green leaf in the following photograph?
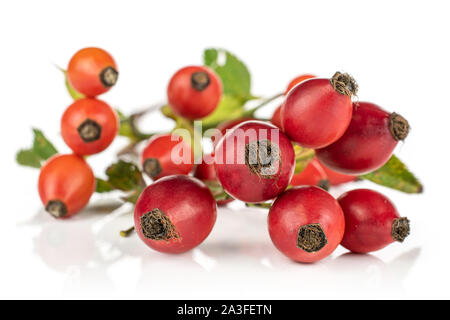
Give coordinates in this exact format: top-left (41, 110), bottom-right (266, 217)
top-left (58, 67), bottom-right (85, 100)
top-left (16, 149), bottom-right (42, 168)
top-left (117, 108), bottom-right (156, 142)
top-left (202, 95), bottom-right (245, 130)
top-left (204, 48), bottom-right (251, 100)
top-left (294, 146), bottom-right (315, 174)
top-left (105, 160), bottom-right (145, 192)
top-left (360, 155), bottom-right (423, 194)
top-left (95, 178), bottom-right (115, 193)
top-left (32, 128), bottom-right (58, 160)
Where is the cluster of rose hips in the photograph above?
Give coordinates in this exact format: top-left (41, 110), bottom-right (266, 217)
top-left (37, 47), bottom-right (412, 264)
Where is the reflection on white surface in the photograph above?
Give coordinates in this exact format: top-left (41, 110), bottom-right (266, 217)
top-left (10, 197), bottom-right (424, 299)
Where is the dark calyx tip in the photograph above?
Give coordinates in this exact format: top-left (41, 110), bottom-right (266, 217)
top-left (389, 112), bottom-right (410, 141)
top-left (191, 71), bottom-right (210, 91)
top-left (77, 118), bottom-right (102, 142)
top-left (297, 223), bottom-right (328, 253)
top-left (143, 158), bottom-right (162, 179)
top-left (245, 140), bottom-right (281, 179)
top-left (330, 71), bottom-right (358, 96)
top-left (317, 179), bottom-right (330, 191)
top-left (392, 217), bottom-right (410, 242)
top-left (100, 66), bottom-right (119, 87)
top-left (140, 208), bottom-right (180, 241)
top-left (45, 200), bottom-right (68, 218)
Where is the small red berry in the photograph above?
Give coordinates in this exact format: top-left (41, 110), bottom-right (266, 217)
top-left (338, 189), bottom-right (410, 253)
top-left (67, 47), bottom-right (118, 97)
top-left (193, 156), bottom-right (234, 206)
top-left (141, 133), bottom-right (193, 180)
top-left (316, 102), bottom-right (410, 175)
top-left (290, 158), bottom-right (329, 190)
top-left (268, 186), bottom-right (345, 263)
top-left (167, 66), bottom-right (222, 119)
top-left (214, 121), bottom-right (295, 203)
top-left (317, 159), bottom-right (357, 185)
top-left (61, 98), bottom-right (118, 156)
top-left (282, 72), bottom-right (357, 148)
top-left (134, 175), bottom-right (217, 254)
top-left (38, 154), bottom-right (96, 218)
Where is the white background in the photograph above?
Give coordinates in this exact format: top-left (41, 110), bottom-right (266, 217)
top-left (1, 0), bottom-right (449, 299)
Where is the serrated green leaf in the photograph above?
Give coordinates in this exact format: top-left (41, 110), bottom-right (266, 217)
top-left (204, 48), bottom-right (251, 100)
top-left (32, 128), bottom-right (58, 160)
top-left (95, 178), bottom-right (115, 193)
top-left (105, 160), bottom-right (145, 192)
top-left (202, 95), bottom-right (245, 129)
top-left (16, 149), bottom-right (42, 168)
top-left (360, 155), bottom-right (423, 194)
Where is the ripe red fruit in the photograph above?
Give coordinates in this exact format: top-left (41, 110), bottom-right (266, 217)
top-left (270, 105), bottom-right (283, 129)
top-left (214, 121), bottom-right (295, 203)
top-left (338, 189), bottom-right (410, 253)
top-left (38, 154), bottom-right (96, 218)
top-left (212, 117), bottom-right (255, 147)
top-left (281, 72), bottom-right (357, 148)
top-left (316, 102), bottom-right (410, 175)
top-left (193, 156), bottom-right (234, 206)
top-left (134, 175), bottom-right (217, 254)
top-left (317, 159), bottom-right (357, 185)
top-left (167, 66), bottom-right (222, 119)
top-left (268, 186), bottom-right (345, 263)
top-left (67, 47), bottom-right (118, 97)
top-left (141, 133), bottom-right (193, 180)
top-left (284, 74), bottom-right (316, 94)
top-left (61, 98), bottom-right (118, 156)
top-left (290, 158), bottom-right (329, 190)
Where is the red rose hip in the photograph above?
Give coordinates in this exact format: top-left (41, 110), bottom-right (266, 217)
top-left (141, 133), bottom-right (193, 180)
top-left (214, 121), bottom-right (295, 203)
top-left (134, 175), bottom-right (217, 254)
top-left (38, 154), bottom-right (96, 218)
top-left (67, 47), bottom-right (118, 97)
top-left (290, 158), bottom-right (329, 190)
top-left (268, 186), bottom-right (345, 263)
top-left (167, 65), bottom-right (222, 119)
top-left (316, 159), bottom-right (357, 185)
top-left (316, 102), bottom-right (410, 175)
top-left (281, 72), bottom-right (357, 148)
top-left (338, 189), bottom-right (410, 253)
top-left (61, 98), bottom-right (118, 156)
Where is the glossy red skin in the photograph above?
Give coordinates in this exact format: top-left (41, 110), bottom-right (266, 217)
top-left (61, 98), bottom-right (118, 156)
top-left (316, 102), bottom-right (398, 175)
top-left (268, 186), bottom-right (345, 263)
top-left (290, 158), bottom-right (328, 187)
top-left (134, 175), bottom-right (217, 254)
top-left (338, 189), bottom-right (403, 253)
top-left (167, 65), bottom-right (222, 119)
top-left (212, 117), bottom-right (255, 147)
top-left (285, 74), bottom-right (316, 95)
top-left (67, 47), bottom-right (117, 97)
top-left (270, 105), bottom-right (283, 129)
top-left (38, 154), bottom-right (96, 218)
top-left (141, 134), bottom-right (193, 180)
top-left (316, 158), bottom-right (357, 185)
top-left (214, 121), bottom-right (295, 203)
top-left (193, 158), bottom-right (234, 206)
top-left (282, 78), bottom-right (353, 148)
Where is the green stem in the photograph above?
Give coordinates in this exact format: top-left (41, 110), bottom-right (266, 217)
top-left (120, 226), bottom-right (135, 237)
top-left (243, 92), bottom-right (283, 117)
top-left (245, 202), bottom-right (272, 209)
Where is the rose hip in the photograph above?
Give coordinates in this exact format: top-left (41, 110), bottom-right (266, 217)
top-left (167, 65), bottom-right (222, 119)
top-left (214, 121), bottom-right (295, 203)
top-left (316, 159), bottom-right (357, 185)
top-left (61, 98), bottom-right (118, 156)
top-left (316, 102), bottom-right (409, 175)
top-left (38, 154), bottom-right (96, 218)
top-left (141, 133), bottom-right (193, 180)
top-left (268, 186), bottom-right (345, 263)
top-left (290, 158), bottom-right (329, 190)
top-left (212, 117), bottom-right (255, 147)
top-left (281, 72), bottom-right (357, 148)
top-left (134, 175), bottom-right (217, 254)
top-left (338, 189), bottom-right (410, 253)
